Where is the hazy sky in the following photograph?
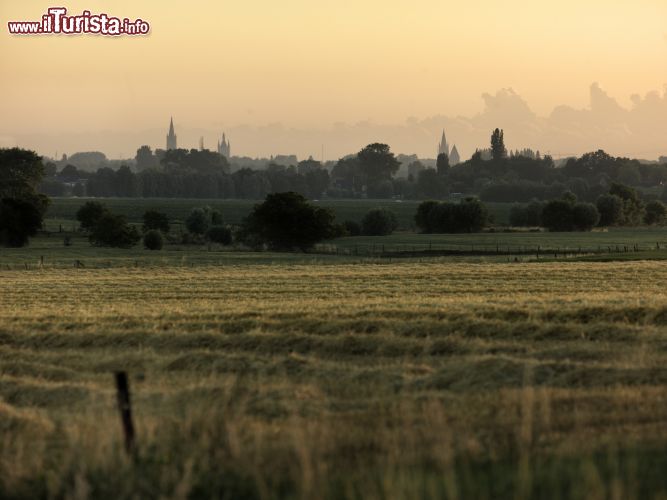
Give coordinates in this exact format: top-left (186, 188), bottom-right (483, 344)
top-left (2, 0), bottom-right (667, 160)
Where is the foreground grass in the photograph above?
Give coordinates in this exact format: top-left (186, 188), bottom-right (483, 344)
top-left (2, 260), bottom-right (667, 498)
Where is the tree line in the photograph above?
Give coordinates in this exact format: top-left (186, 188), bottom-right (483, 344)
top-left (40, 133), bottom-right (667, 203)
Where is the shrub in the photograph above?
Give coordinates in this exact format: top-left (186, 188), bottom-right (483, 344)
top-left (186, 206), bottom-right (223, 235)
top-left (186, 208), bottom-right (209, 235)
top-left (361, 208), bottom-right (398, 236)
top-left (572, 202), bottom-right (600, 231)
top-left (415, 198), bottom-right (489, 233)
top-left (509, 200), bottom-right (544, 227)
top-left (142, 210), bottom-right (170, 234)
top-left (143, 230), bottom-right (164, 250)
top-left (541, 200), bottom-right (574, 232)
top-left (456, 198), bottom-right (489, 233)
top-left (644, 200), bottom-right (667, 225)
top-left (89, 213), bottom-right (140, 248)
top-left (76, 201), bottom-right (108, 231)
top-left (415, 201), bottom-right (440, 233)
top-left (596, 194), bottom-right (624, 226)
top-left (206, 226), bottom-right (232, 245)
top-left (239, 192), bottom-right (338, 251)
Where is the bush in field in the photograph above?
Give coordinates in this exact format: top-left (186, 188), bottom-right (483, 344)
top-left (456, 198), bottom-right (489, 233)
top-left (206, 226), bottom-right (232, 245)
top-left (644, 200), bottom-right (667, 225)
top-left (414, 200), bottom-right (440, 233)
top-left (239, 192), bottom-right (338, 251)
top-left (186, 206), bottom-right (223, 236)
top-left (415, 198), bottom-right (489, 233)
top-left (142, 210), bottom-right (170, 234)
top-left (572, 203), bottom-right (600, 231)
top-left (143, 229), bottom-right (164, 250)
top-left (509, 200), bottom-right (544, 227)
top-left (185, 208), bottom-right (209, 235)
top-left (361, 208), bottom-right (398, 236)
top-left (541, 199), bottom-right (574, 232)
top-left (89, 213), bottom-right (140, 248)
top-left (76, 201), bottom-right (108, 231)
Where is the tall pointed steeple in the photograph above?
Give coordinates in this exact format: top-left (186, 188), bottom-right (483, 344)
top-left (217, 132), bottom-right (231, 158)
top-left (166, 117), bottom-right (177, 150)
top-left (438, 130), bottom-right (449, 157)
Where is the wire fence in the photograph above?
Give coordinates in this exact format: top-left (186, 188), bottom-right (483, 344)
top-left (313, 241), bottom-right (667, 259)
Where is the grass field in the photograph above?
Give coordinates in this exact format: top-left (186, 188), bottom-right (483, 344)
top-left (44, 197), bottom-right (515, 229)
top-left (3, 259), bottom-right (667, 498)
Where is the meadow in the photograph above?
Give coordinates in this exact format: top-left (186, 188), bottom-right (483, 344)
top-left (3, 258), bottom-right (667, 498)
top-left (43, 197), bottom-right (514, 229)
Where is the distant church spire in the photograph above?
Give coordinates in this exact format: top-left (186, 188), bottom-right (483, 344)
top-left (438, 130), bottom-right (449, 157)
top-left (217, 132), bottom-right (231, 158)
top-left (166, 117), bottom-right (177, 150)
top-left (449, 145), bottom-right (460, 165)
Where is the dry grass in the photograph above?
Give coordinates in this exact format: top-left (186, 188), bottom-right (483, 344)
top-left (2, 260), bottom-right (667, 498)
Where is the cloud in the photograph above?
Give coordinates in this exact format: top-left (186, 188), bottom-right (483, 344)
top-left (6, 85), bottom-right (667, 161)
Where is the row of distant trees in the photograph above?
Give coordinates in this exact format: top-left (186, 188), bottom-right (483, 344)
top-left (41, 138), bottom-right (667, 203)
top-left (510, 183), bottom-right (667, 230)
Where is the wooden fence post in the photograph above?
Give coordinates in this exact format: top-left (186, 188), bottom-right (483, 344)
top-left (115, 372), bottom-right (136, 455)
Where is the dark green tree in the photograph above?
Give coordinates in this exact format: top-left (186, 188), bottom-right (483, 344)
top-left (415, 200), bottom-right (441, 233)
top-left (0, 197), bottom-right (45, 247)
top-left (76, 201), bottom-right (109, 232)
top-left (596, 194), bottom-right (624, 226)
top-left (456, 198), bottom-right (489, 233)
top-left (436, 153), bottom-right (450, 175)
top-left (509, 200), bottom-right (544, 227)
top-left (609, 183), bottom-right (644, 225)
top-left (0, 148), bottom-right (49, 247)
top-left (240, 192), bottom-right (338, 251)
top-left (361, 208), bottom-right (399, 236)
top-left (357, 143), bottom-right (400, 184)
top-left (541, 200), bottom-right (574, 231)
top-left (490, 129), bottom-right (507, 161)
top-left (572, 203), bottom-right (600, 231)
top-left (644, 200), bottom-right (667, 225)
top-left (89, 213), bottom-right (140, 248)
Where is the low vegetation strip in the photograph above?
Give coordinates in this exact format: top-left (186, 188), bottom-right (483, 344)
top-left (2, 261), bottom-right (667, 497)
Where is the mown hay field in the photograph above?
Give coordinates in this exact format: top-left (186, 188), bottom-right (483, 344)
top-left (3, 260), bottom-right (667, 498)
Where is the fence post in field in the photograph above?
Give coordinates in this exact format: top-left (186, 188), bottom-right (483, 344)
top-left (39, 256), bottom-right (44, 268)
top-left (115, 371), bottom-right (136, 455)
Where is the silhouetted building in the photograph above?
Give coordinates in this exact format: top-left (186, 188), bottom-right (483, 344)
top-left (217, 133), bottom-right (231, 158)
top-left (166, 117), bottom-right (177, 150)
top-left (271, 155), bottom-right (298, 167)
top-left (449, 145), bottom-right (460, 165)
top-left (438, 130), bottom-right (449, 157)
